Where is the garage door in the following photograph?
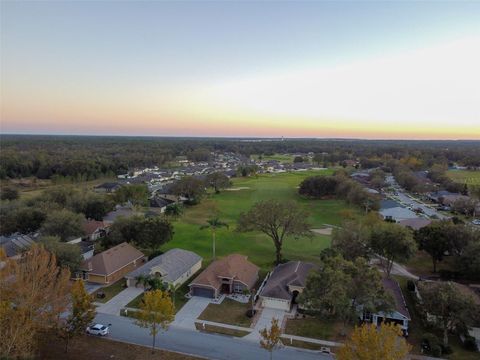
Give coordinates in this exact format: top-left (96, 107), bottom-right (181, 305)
top-left (262, 298), bottom-right (290, 311)
top-left (192, 286), bottom-right (214, 298)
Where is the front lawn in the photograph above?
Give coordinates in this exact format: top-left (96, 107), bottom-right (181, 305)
top-left (198, 298), bottom-right (252, 327)
top-left (92, 280), bottom-right (126, 303)
top-left (161, 170), bottom-right (357, 270)
top-left (404, 251), bottom-right (457, 278)
top-left (284, 317), bottom-right (352, 342)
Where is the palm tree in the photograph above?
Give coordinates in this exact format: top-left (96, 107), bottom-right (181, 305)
top-left (200, 217), bottom-right (229, 260)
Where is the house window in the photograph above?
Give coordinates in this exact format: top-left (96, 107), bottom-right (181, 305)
top-left (233, 282), bottom-right (243, 293)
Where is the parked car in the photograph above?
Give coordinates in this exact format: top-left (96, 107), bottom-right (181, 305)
top-left (86, 323), bottom-right (110, 336)
top-left (472, 219), bottom-right (480, 225)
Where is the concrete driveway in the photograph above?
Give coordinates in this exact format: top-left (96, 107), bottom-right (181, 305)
top-left (97, 287), bottom-right (143, 315)
top-left (244, 307), bottom-right (286, 341)
top-left (172, 296), bottom-right (211, 329)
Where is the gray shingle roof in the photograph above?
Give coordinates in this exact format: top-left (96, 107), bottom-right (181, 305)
top-left (125, 248), bottom-right (202, 283)
top-left (0, 233), bottom-right (36, 257)
top-left (260, 261), bottom-right (315, 300)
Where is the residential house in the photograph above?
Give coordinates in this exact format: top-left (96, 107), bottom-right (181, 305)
top-left (103, 206), bottom-right (141, 225)
top-left (259, 261), bottom-right (315, 311)
top-left (398, 218), bottom-right (432, 230)
top-left (427, 190), bottom-right (459, 203)
top-left (78, 242), bottom-right (145, 284)
top-left (149, 196), bottom-right (176, 213)
top-left (189, 254), bottom-right (259, 298)
top-left (125, 248), bottom-right (202, 288)
top-left (379, 199), bottom-right (419, 222)
top-left (361, 277), bottom-right (411, 335)
top-left (0, 233), bottom-right (38, 259)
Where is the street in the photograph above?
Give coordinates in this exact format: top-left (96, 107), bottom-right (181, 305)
top-left (95, 313), bottom-right (333, 360)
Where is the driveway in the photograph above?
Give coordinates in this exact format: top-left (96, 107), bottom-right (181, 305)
top-left (244, 307), bottom-right (286, 341)
top-left (172, 296), bottom-right (211, 329)
top-left (97, 287), bottom-right (143, 315)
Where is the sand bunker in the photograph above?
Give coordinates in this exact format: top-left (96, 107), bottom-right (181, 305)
top-left (311, 227), bottom-right (333, 235)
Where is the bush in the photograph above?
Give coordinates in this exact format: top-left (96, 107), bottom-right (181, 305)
top-left (430, 345), bottom-right (442, 357)
top-left (245, 309), bottom-right (257, 318)
top-left (441, 345), bottom-right (453, 355)
top-left (463, 336), bottom-right (478, 351)
top-left (407, 280), bottom-right (416, 292)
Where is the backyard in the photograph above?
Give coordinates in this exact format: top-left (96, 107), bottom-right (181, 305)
top-left (162, 170), bottom-right (357, 270)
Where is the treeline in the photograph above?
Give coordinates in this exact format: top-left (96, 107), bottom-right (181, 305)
top-left (298, 172), bottom-right (380, 211)
top-left (2, 135), bottom-right (480, 180)
top-left (0, 186), bottom-right (113, 236)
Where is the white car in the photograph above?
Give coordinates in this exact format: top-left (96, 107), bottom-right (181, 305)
top-left (86, 323), bottom-right (110, 336)
top-left (472, 219), bottom-right (480, 226)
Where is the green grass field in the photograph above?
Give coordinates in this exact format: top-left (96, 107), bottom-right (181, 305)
top-left (446, 170), bottom-right (480, 186)
top-left (162, 170), bottom-right (357, 270)
top-left (250, 153), bottom-right (298, 163)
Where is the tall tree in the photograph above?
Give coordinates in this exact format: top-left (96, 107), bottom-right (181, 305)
top-left (0, 245), bottom-right (70, 358)
top-left (369, 223), bottom-right (416, 277)
top-left (164, 203), bottom-right (183, 219)
top-left (238, 200), bottom-right (311, 264)
top-left (420, 282), bottom-right (478, 346)
top-left (40, 236), bottom-right (83, 272)
top-left (259, 318), bottom-right (282, 360)
top-left (134, 289), bottom-right (175, 353)
top-left (205, 172), bottom-right (231, 193)
top-left (332, 220), bottom-right (372, 260)
top-left (414, 221), bottom-right (454, 273)
top-left (40, 209), bottom-right (85, 241)
top-left (59, 280), bottom-right (96, 352)
top-left (200, 217), bottom-right (229, 259)
top-left (136, 216), bottom-right (174, 254)
top-left (171, 176), bottom-right (206, 204)
top-left (337, 323), bottom-right (411, 360)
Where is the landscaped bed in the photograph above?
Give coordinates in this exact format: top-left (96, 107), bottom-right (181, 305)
top-left (284, 317), bottom-right (352, 342)
top-left (91, 280), bottom-right (127, 303)
top-left (197, 298), bottom-right (252, 327)
top-left (194, 322), bottom-right (250, 337)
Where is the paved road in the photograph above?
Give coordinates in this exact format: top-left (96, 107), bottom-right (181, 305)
top-left (96, 313), bottom-right (333, 360)
top-left (385, 176), bottom-right (448, 220)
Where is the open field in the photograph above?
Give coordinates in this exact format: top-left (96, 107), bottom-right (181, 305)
top-left (37, 334), bottom-right (200, 360)
top-left (446, 170), bottom-right (480, 186)
top-left (162, 170), bottom-right (356, 270)
top-left (250, 153), bottom-right (297, 163)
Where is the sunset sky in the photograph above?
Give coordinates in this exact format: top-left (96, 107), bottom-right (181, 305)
top-left (1, 1), bottom-right (479, 139)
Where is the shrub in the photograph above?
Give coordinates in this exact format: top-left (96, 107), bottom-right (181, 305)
top-left (246, 309), bottom-right (257, 318)
top-left (441, 345), bottom-right (453, 355)
top-left (430, 345), bottom-right (442, 357)
top-left (407, 280), bottom-right (416, 292)
top-left (463, 336), bottom-right (478, 351)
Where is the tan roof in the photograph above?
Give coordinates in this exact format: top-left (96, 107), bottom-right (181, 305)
top-left (189, 254), bottom-right (259, 290)
top-left (81, 242), bottom-right (144, 276)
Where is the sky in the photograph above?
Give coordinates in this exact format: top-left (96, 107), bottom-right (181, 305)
top-left (1, 1), bottom-right (480, 140)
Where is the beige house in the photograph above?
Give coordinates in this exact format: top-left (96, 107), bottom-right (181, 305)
top-left (125, 248), bottom-right (202, 288)
top-left (79, 242), bottom-right (145, 284)
top-left (189, 254), bottom-right (259, 298)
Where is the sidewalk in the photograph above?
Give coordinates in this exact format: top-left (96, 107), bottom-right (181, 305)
top-left (281, 334), bottom-right (341, 347)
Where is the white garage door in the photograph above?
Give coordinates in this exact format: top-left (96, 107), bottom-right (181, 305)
top-left (262, 297), bottom-right (290, 311)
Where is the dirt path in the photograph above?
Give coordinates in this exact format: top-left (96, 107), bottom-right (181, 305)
top-left (311, 227), bottom-right (333, 235)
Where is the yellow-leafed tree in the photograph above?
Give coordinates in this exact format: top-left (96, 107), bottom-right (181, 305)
top-left (337, 323), bottom-right (411, 360)
top-left (259, 318), bottom-right (282, 360)
top-left (0, 244), bottom-right (71, 358)
top-left (134, 289), bottom-right (175, 353)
